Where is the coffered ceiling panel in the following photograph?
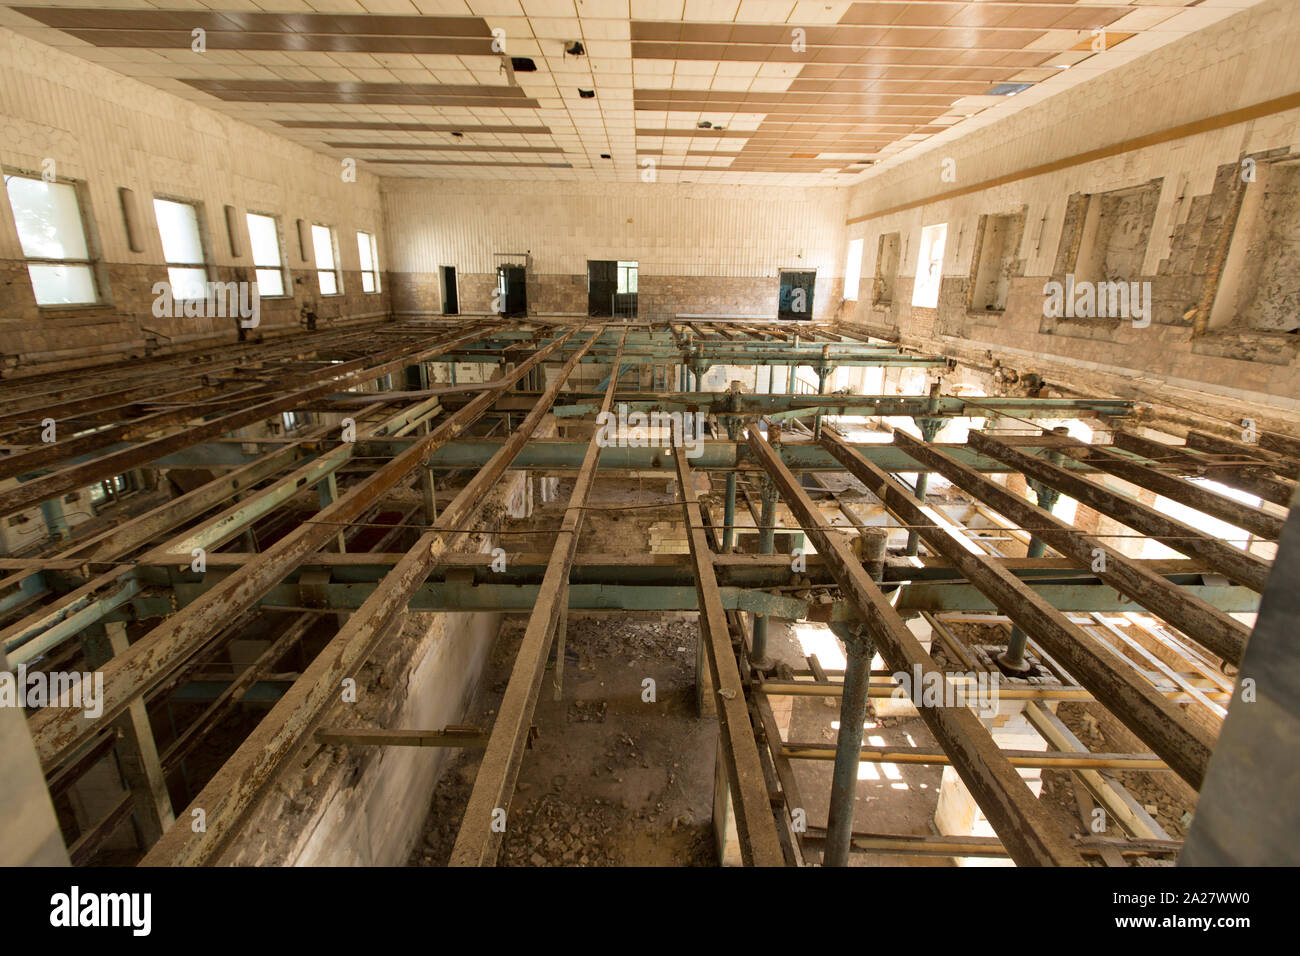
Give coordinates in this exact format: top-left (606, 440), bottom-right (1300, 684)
top-left (0, 1), bottom-right (1259, 185)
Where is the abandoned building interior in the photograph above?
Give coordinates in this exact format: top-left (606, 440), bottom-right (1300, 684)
top-left (0, 0), bottom-right (1297, 871)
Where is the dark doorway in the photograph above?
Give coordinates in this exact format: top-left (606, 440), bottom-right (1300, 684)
top-left (496, 264), bottom-right (527, 317)
top-left (778, 271), bottom-right (816, 320)
top-left (587, 260), bottom-right (617, 316)
top-left (440, 266), bottom-right (459, 315)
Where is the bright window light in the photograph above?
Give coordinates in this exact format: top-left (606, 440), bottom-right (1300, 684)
top-left (312, 224), bottom-right (340, 295)
top-left (154, 198), bottom-right (207, 300)
top-left (5, 175), bottom-right (98, 306)
top-left (911, 223), bottom-right (947, 308)
top-left (844, 238), bottom-right (863, 300)
top-left (246, 213), bottom-right (285, 297)
top-left (617, 260), bottom-right (638, 294)
top-left (357, 231), bottom-right (379, 293)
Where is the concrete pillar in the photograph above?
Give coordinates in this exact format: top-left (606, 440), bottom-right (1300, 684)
top-left (0, 649), bottom-right (69, 865)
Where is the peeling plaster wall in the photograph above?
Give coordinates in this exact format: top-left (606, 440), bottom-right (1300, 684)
top-left (222, 469), bottom-right (535, 867)
top-left (840, 0), bottom-right (1300, 435)
top-left (0, 27), bottom-right (388, 377)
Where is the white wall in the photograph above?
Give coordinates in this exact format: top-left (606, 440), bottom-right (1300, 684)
top-left (847, 0), bottom-right (1300, 292)
top-left (0, 26), bottom-right (384, 296)
top-left (841, 0), bottom-right (1300, 415)
top-left (381, 178), bottom-right (849, 279)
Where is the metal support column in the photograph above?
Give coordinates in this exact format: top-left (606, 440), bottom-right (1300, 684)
top-left (813, 362), bottom-right (831, 440)
top-left (1001, 474), bottom-right (1062, 674)
top-left (751, 476), bottom-right (780, 666)
top-left (823, 622), bottom-right (874, 867)
top-left (904, 416), bottom-right (944, 556)
top-left (722, 389), bottom-right (742, 552)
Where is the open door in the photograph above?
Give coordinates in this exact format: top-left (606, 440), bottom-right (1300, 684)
top-left (440, 266), bottom-right (459, 315)
top-left (496, 264), bottom-right (527, 317)
top-left (587, 260), bottom-right (617, 316)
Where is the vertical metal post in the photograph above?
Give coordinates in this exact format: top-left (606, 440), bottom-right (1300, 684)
top-left (814, 361), bottom-right (832, 440)
top-left (751, 476), bottom-right (780, 667)
top-left (904, 416), bottom-right (944, 556)
top-left (80, 622), bottom-right (176, 849)
top-left (40, 496), bottom-right (69, 542)
top-left (552, 594), bottom-right (569, 701)
top-left (722, 389), bottom-right (742, 552)
top-left (1000, 474), bottom-right (1062, 673)
top-left (824, 527), bottom-right (885, 865)
top-left (316, 473), bottom-right (347, 552)
top-left (420, 464), bottom-right (437, 525)
top-left (824, 622), bottom-right (875, 866)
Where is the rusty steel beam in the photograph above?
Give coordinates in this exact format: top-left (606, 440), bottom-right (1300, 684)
top-left (450, 329), bottom-right (625, 867)
top-left (1184, 430), bottom-right (1299, 481)
top-left (65, 439), bottom-right (318, 563)
top-left (0, 326), bottom-right (379, 428)
top-left (141, 328), bottom-right (601, 866)
top-left (1055, 437), bottom-right (1284, 541)
top-left (672, 451), bottom-right (786, 867)
top-left (823, 427), bottom-right (1216, 790)
top-left (968, 430), bottom-right (1272, 593)
top-left (891, 429), bottom-right (1249, 666)
top-left (782, 742), bottom-right (1167, 770)
top-left (1257, 430), bottom-right (1300, 462)
top-left (315, 728), bottom-right (488, 748)
top-left (746, 428), bottom-right (1085, 867)
top-left (0, 321), bottom-right (500, 514)
top-left (28, 330), bottom-right (572, 773)
top-left (1112, 430), bottom-right (1295, 508)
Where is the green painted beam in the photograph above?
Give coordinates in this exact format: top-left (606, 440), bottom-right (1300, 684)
top-left (127, 580), bottom-right (1258, 620)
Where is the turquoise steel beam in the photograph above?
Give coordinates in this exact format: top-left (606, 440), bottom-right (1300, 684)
top-left (7, 579), bottom-right (141, 667)
top-left (394, 438), bottom-right (1115, 475)
top-left (135, 580), bottom-right (1260, 620)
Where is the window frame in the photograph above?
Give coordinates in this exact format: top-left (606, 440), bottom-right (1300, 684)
top-left (357, 230), bottom-right (380, 294)
top-left (3, 170), bottom-right (105, 309)
top-left (245, 210), bottom-right (290, 299)
top-left (616, 260), bottom-right (638, 294)
top-left (312, 223), bottom-right (343, 296)
top-left (152, 195), bottom-right (212, 303)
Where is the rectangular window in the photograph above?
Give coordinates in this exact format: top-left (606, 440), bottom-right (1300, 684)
top-left (90, 472), bottom-right (138, 507)
top-left (153, 197), bottom-right (209, 300)
top-left (281, 411), bottom-right (308, 431)
top-left (5, 174), bottom-right (99, 306)
top-left (357, 231), bottom-right (379, 293)
top-left (844, 238), bottom-right (863, 301)
top-left (616, 260), bottom-right (638, 294)
top-left (312, 224), bottom-right (341, 295)
top-left (911, 223), bottom-right (947, 309)
top-left (246, 212), bottom-right (286, 297)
